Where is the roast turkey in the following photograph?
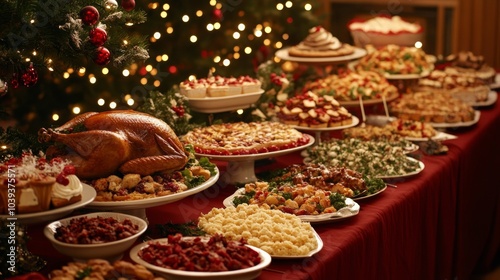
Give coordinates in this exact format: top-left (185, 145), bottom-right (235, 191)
top-left (38, 110), bottom-right (188, 179)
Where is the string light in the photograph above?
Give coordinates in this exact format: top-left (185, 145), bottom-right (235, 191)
top-left (43, 0), bottom-right (317, 123)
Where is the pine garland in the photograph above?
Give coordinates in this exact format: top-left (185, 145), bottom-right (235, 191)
top-left (137, 89), bottom-right (201, 136)
top-left (0, 0), bottom-right (149, 83)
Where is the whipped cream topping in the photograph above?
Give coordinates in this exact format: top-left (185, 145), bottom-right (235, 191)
top-left (52, 174), bottom-right (82, 200)
top-left (295, 26), bottom-right (342, 51)
top-left (349, 16), bottom-right (421, 34)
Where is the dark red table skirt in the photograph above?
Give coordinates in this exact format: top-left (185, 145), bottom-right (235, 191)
top-left (24, 94), bottom-right (500, 280)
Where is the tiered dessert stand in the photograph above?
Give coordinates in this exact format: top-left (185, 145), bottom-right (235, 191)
top-left (197, 135), bottom-right (315, 185)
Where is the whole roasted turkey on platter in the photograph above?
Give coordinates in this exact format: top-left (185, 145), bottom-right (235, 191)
top-left (38, 110), bottom-right (188, 179)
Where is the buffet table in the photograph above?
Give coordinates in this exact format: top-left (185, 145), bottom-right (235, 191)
top-left (25, 94), bottom-right (500, 280)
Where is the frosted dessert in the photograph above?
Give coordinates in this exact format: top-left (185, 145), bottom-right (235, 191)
top-left (348, 16), bottom-right (422, 34)
top-left (0, 152), bottom-right (83, 214)
top-left (288, 26), bottom-right (355, 57)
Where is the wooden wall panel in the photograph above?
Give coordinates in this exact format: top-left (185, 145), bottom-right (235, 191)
top-left (324, 0), bottom-right (499, 69)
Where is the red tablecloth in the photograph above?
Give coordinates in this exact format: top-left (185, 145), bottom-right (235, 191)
top-left (23, 95), bottom-right (500, 280)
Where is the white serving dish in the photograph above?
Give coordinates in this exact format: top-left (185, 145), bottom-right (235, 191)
top-left (129, 237), bottom-right (272, 280)
top-left (44, 212), bottom-right (148, 262)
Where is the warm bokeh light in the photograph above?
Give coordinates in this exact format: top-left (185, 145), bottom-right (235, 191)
top-left (72, 106), bottom-right (81, 114)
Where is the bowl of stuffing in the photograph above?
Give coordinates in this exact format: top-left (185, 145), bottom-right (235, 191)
top-left (44, 212), bottom-right (148, 262)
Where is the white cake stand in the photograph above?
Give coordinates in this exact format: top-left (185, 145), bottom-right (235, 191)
top-left (85, 169), bottom-right (220, 222)
top-left (196, 134), bottom-right (315, 185)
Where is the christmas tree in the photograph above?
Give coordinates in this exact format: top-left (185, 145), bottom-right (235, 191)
top-left (0, 0), bottom-right (321, 155)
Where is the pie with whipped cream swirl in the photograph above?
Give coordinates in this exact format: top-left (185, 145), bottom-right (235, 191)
top-left (288, 26), bottom-right (355, 57)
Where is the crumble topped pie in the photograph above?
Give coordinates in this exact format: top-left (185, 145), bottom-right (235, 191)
top-left (182, 121), bottom-right (310, 155)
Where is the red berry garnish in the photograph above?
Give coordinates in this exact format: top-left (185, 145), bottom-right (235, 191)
top-left (63, 165), bottom-right (76, 175)
top-left (50, 157), bottom-right (63, 165)
top-left (56, 173), bottom-right (70, 186)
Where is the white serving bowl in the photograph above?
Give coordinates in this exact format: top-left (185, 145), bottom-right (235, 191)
top-left (44, 212), bottom-right (148, 262)
top-left (350, 29), bottom-right (424, 49)
top-left (129, 237), bottom-right (272, 280)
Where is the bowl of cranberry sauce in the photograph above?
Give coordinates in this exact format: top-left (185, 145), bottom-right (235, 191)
top-left (44, 212), bottom-right (147, 262)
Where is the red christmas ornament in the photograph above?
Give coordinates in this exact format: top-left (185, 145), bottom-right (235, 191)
top-left (121, 0), bottom-right (136, 11)
top-left (89, 27), bottom-right (108, 47)
top-left (80, 6), bottom-right (100, 25)
top-left (212, 9), bottom-right (223, 21)
top-left (21, 64), bottom-right (38, 87)
top-left (10, 73), bottom-right (19, 89)
top-left (93, 47), bottom-right (111, 65)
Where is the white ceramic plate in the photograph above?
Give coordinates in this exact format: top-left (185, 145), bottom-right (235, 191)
top-left (377, 157), bottom-right (425, 179)
top-left (0, 184), bottom-right (96, 225)
top-left (403, 143), bottom-right (420, 154)
top-left (292, 116), bottom-right (360, 132)
top-left (271, 229), bottom-right (324, 259)
top-left (430, 110), bottom-right (480, 128)
top-left (195, 134), bottom-right (315, 162)
top-left (348, 61), bottom-right (433, 80)
top-left (45, 212), bottom-right (148, 262)
top-left (223, 189), bottom-right (359, 224)
top-left (471, 91), bottom-right (497, 107)
top-left (275, 47), bottom-right (367, 64)
top-left (187, 90), bottom-right (264, 113)
top-left (405, 131), bottom-right (458, 142)
top-left (338, 91), bottom-right (400, 107)
top-left (383, 69), bottom-right (433, 80)
top-left (86, 169), bottom-right (219, 210)
top-left (353, 185), bottom-right (387, 201)
top-left (129, 237), bottom-right (272, 280)
top-left (489, 73), bottom-right (500, 90)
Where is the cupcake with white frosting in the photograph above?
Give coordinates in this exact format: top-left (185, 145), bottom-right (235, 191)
top-left (51, 173), bottom-right (83, 208)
